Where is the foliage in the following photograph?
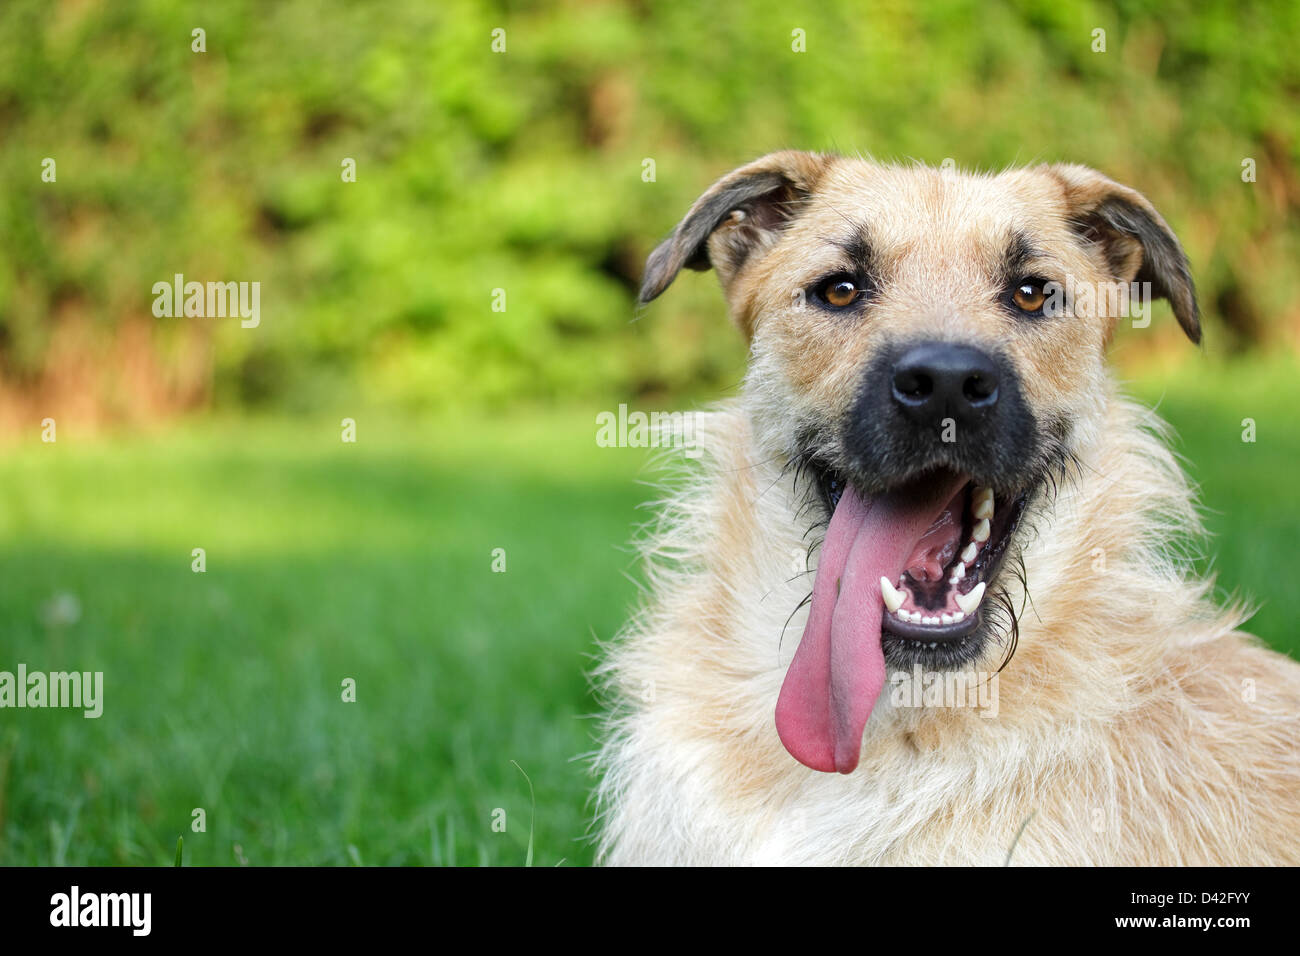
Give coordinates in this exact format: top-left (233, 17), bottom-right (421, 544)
top-left (0, 0), bottom-right (1297, 416)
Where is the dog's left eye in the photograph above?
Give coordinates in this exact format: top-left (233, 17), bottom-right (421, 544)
top-left (814, 274), bottom-right (865, 309)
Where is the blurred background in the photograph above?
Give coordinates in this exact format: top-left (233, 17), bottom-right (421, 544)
top-left (0, 0), bottom-right (1296, 865)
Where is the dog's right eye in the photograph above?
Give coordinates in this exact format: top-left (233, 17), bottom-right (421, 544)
top-left (1009, 278), bottom-right (1051, 316)
top-left (814, 275), bottom-right (864, 309)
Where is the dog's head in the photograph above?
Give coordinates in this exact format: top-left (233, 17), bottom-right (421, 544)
top-left (642, 152), bottom-right (1199, 772)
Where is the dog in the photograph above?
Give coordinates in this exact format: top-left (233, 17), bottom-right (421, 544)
top-left (592, 152), bottom-right (1300, 865)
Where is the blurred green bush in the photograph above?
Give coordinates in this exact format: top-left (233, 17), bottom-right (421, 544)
top-left (0, 0), bottom-right (1296, 418)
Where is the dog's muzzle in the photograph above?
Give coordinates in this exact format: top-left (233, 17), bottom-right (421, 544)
top-left (841, 339), bottom-right (1037, 497)
top-left (890, 342), bottom-right (1001, 430)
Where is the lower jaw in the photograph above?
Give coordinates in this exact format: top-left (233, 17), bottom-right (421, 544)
top-left (882, 627), bottom-right (989, 670)
top-left (878, 489), bottom-right (1029, 669)
top-left (881, 609), bottom-right (981, 642)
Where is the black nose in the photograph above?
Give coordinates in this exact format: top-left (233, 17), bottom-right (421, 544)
top-left (891, 342), bottom-right (1000, 427)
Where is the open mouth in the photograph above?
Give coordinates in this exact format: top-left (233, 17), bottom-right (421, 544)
top-left (775, 461), bottom-right (1029, 774)
top-left (815, 470), bottom-right (1026, 648)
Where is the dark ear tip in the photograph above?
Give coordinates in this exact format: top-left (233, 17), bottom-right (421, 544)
top-left (1176, 288), bottom-right (1201, 344)
top-left (637, 269), bottom-right (667, 304)
top-left (638, 240), bottom-right (676, 304)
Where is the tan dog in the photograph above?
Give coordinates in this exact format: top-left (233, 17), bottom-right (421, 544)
top-left (593, 152), bottom-right (1300, 865)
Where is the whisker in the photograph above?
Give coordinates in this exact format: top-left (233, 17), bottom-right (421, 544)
top-left (779, 591), bottom-right (814, 657)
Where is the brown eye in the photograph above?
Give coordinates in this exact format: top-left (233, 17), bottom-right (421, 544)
top-left (1013, 282), bottom-right (1046, 313)
top-left (820, 277), bottom-right (860, 308)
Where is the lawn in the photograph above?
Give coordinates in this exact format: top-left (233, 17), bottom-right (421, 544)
top-left (0, 358), bottom-right (1295, 865)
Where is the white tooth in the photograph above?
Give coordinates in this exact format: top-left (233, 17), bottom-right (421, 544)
top-left (951, 563), bottom-right (965, 582)
top-left (951, 610), bottom-right (965, 622)
top-left (908, 611), bottom-right (922, 624)
top-left (896, 609), bottom-right (909, 621)
top-left (940, 613), bottom-right (954, 625)
top-left (954, 582), bottom-right (986, 616)
top-left (973, 488), bottom-right (994, 520)
top-left (922, 616), bottom-right (938, 625)
top-left (880, 577), bottom-right (905, 613)
top-left (961, 542), bottom-right (978, 564)
top-left (972, 518), bottom-right (990, 543)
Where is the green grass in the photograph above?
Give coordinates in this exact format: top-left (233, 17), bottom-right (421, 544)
top-left (1126, 356), bottom-right (1300, 658)
top-left (0, 411), bottom-right (649, 866)
top-left (0, 358), bottom-right (1296, 865)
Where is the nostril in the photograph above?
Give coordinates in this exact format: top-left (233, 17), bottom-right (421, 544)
top-left (892, 369), bottom-right (933, 404)
top-left (962, 372), bottom-right (998, 406)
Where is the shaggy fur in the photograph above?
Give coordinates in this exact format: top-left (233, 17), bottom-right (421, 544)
top-left (592, 154), bottom-right (1300, 865)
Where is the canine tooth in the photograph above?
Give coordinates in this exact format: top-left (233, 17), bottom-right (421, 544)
top-left (880, 577), bottom-right (905, 613)
top-left (954, 582), bottom-right (986, 616)
top-left (940, 613), bottom-right (954, 625)
top-left (961, 542), bottom-right (978, 564)
top-left (973, 487), bottom-right (994, 520)
top-left (972, 518), bottom-right (990, 543)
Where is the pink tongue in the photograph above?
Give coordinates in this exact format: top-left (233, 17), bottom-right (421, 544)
top-left (775, 473), bottom-right (967, 773)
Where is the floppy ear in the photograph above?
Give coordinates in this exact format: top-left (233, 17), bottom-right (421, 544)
top-left (1050, 164), bottom-right (1201, 344)
top-left (639, 150), bottom-right (834, 304)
